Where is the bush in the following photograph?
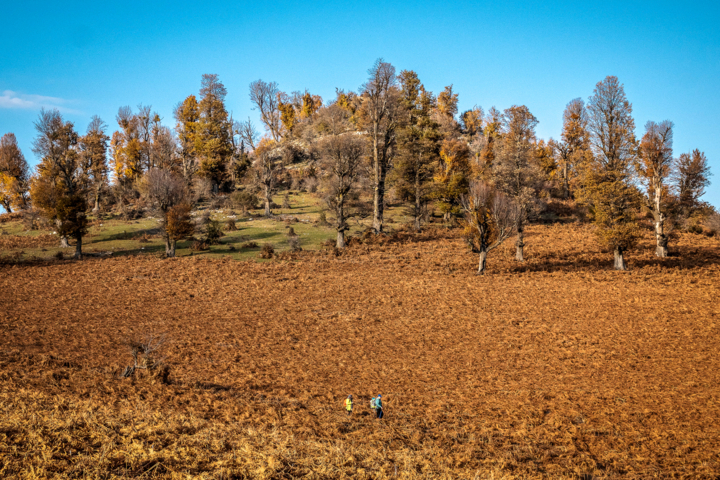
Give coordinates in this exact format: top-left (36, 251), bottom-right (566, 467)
top-left (288, 236), bottom-right (301, 251)
top-left (230, 191), bottom-right (258, 212)
top-left (687, 224), bottom-right (704, 235)
top-left (205, 220), bottom-right (223, 245)
top-left (240, 241), bottom-right (258, 249)
top-left (318, 211), bottom-right (329, 226)
top-left (282, 192), bottom-right (290, 209)
top-left (225, 218), bottom-right (237, 231)
top-left (191, 239), bottom-right (209, 251)
top-left (259, 243), bottom-right (274, 259)
top-left (704, 213), bottom-right (720, 236)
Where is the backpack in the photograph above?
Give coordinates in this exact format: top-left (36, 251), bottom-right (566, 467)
top-left (370, 397), bottom-right (377, 409)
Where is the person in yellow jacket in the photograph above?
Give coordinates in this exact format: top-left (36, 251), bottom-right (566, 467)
top-left (344, 395), bottom-right (353, 415)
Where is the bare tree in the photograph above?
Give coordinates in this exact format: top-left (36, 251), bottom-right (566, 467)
top-left (317, 104), bottom-right (365, 248)
top-left (236, 117), bottom-right (260, 151)
top-left (249, 80), bottom-right (282, 142)
top-left (461, 182), bottom-right (519, 275)
top-left (637, 120), bottom-right (674, 257)
top-left (360, 58), bottom-right (400, 233)
top-left (251, 141), bottom-right (284, 216)
top-left (143, 168), bottom-right (194, 257)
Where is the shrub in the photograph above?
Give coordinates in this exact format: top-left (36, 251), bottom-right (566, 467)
top-left (318, 211), bottom-right (329, 226)
top-left (225, 218), bottom-right (237, 231)
top-left (288, 236), bottom-right (301, 251)
top-left (230, 191), bottom-right (258, 212)
top-left (704, 213), bottom-right (720, 236)
top-left (205, 220), bottom-right (223, 245)
top-left (240, 241), bottom-right (258, 249)
top-left (54, 251), bottom-right (63, 260)
top-left (259, 243), bottom-right (274, 259)
top-left (282, 192), bottom-right (290, 209)
top-left (687, 224), bottom-right (703, 235)
top-left (191, 239), bottom-right (209, 251)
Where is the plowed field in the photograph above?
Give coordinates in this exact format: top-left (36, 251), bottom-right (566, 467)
top-left (1, 224), bottom-right (719, 478)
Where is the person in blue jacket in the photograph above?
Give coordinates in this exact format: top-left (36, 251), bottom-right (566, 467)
top-left (375, 394), bottom-right (384, 419)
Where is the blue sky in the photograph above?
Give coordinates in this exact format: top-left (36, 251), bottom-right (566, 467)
top-left (1, 0), bottom-right (718, 206)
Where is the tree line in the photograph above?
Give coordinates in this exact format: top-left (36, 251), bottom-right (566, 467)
top-left (0, 60), bottom-right (713, 272)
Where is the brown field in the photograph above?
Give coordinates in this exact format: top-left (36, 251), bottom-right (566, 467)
top-left (1, 223), bottom-right (720, 479)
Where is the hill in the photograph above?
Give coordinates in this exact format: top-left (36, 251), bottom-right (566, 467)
top-left (1, 224), bottom-right (719, 478)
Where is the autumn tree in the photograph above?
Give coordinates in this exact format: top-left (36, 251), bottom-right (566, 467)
top-left (317, 104), bottom-right (365, 248)
top-left (582, 76), bottom-right (640, 270)
top-left (195, 74), bottom-right (232, 191)
top-left (359, 58), bottom-right (400, 233)
top-left (461, 181), bottom-right (519, 275)
top-left (555, 98), bottom-right (591, 199)
top-left (673, 149), bottom-right (711, 217)
top-left (461, 107), bottom-right (484, 138)
top-left (174, 95), bottom-right (200, 183)
top-left (637, 120), bottom-right (674, 257)
top-left (393, 70), bottom-right (441, 230)
top-left (30, 109), bottom-right (89, 258)
top-left (78, 116), bottom-right (109, 212)
top-left (433, 138), bottom-right (470, 222)
top-left (477, 107), bottom-right (502, 175)
top-left (493, 105), bottom-right (542, 261)
top-left (250, 80), bottom-right (282, 142)
top-left (251, 138), bottom-right (284, 216)
top-left (0, 133), bottom-right (30, 212)
top-left (111, 106), bottom-right (145, 184)
top-left (142, 168), bottom-right (194, 257)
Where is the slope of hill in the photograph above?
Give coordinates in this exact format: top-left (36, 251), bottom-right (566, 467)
top-left (1, 224), bottom-right (719, 478)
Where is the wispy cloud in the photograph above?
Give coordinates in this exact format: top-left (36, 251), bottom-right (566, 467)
top-left (0, 90), bottom-right (82, 114)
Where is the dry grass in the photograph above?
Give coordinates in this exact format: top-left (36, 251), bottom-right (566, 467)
top-left (1, 223), bottom-right (719, 478)
top-left (0, 234), bottom-right (59, 250)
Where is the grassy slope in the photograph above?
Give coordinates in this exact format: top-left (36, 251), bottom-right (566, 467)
top-left (0, 192), bottom-right (414, 261)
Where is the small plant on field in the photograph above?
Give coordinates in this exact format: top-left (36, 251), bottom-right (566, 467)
top-left (282, 192), bottom-right (290, 209)
top-left (205, 219), bottom-right (223, 244)
top-left (241, 241), bottom-right (258, 249)
top-left (318, 211), bottom-right (329, 226)
top-left (54, 251), bottom-right (63, 260)
top-left (288, 236), bottom-right (301, 251)
top-left (191, 239), bottom-right (209, 251)
top-left (259, 243), bottom-right (274, 259)
top-left (120, 333), bottom-right (169, 382)
top-left (226, 218), bottom-right (237, 231)
top-left (230, 190), bottom-right (258, 213)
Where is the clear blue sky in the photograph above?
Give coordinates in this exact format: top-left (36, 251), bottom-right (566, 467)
top-left (1, 0), bottom-right (718, 207)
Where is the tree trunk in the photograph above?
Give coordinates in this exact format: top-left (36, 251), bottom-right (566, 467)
top-left (93, 188), bottom-right (101, 213)
top-left (477, 250), bottom-right (488, 275)
top-left (74, 234), bottom-right (83, 259)
top-left (655, 218), bottom-right (668, 258)
top-left (336, 230), bottom-right (345, 249)
top-left (614, 247), bottom-right (627, 270)
top-left (414, 166), bottom-right (421, 231)
top-left (515, 226), bottom-right (525, 262)
top-left (372, 165), bottom-right (385, 233)
top-left (264, 186), bottom-right (272, 217)
top-left (2, 203), bottom-right (11, 213)
top-left (165, 237), bottom-right (176, 257)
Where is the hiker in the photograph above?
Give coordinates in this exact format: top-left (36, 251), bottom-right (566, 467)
top-left (370, 394), bottom-right (377, 412)
top-left (375, 394), bottom-right (384, 419)
top-left (345, 395), bottom-right (353, 415)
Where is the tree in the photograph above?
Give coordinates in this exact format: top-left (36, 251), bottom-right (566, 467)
top-left (582, 76), bottom-right (640, 270)
top-left (478, 107), bottom-right (502, 175)
top-left (143, 168), bottom-right (194, 257)
top-left (461, 107), bottom-right (484, 138)
top-left (252, 138), bottom-right (284, 216)
top-left (461, 181), bottom-right (519, 275)
top-left (317, 104), bottom-right (365, 248)
top-left (359, 58), bottom-right (399, 233)
top-left (195, 74), bottom-right (232, 191)
top-left (673, 149), bottom-right (711, 217)
top-left (78, 116), bottom-right (109, 213)
top-left (174, 95), bottom-right (200, 183)
top-left (111, 106), bottom-right (144, 184)
top-left (555, 98), bottom-right (591, 199)
top-left (637, 120), bottom-right (674, 257)
top-left (30, 109), bottom-right (89, 258)
top-left (0, 133), bottom-right (30, 212)
top-left (249, 80), bottom-right (282, 142)
top-left (493, 105), bottom-right (542, 261)
top-left (433, 138), bottom-right (471, 222)
top-left (437, 85), bottom-right (459, 119)
top-left (394, 70), bottom-right (442, 230)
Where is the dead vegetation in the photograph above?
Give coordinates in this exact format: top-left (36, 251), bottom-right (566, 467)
top-left (0, 223), bottom-right (719, 478)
